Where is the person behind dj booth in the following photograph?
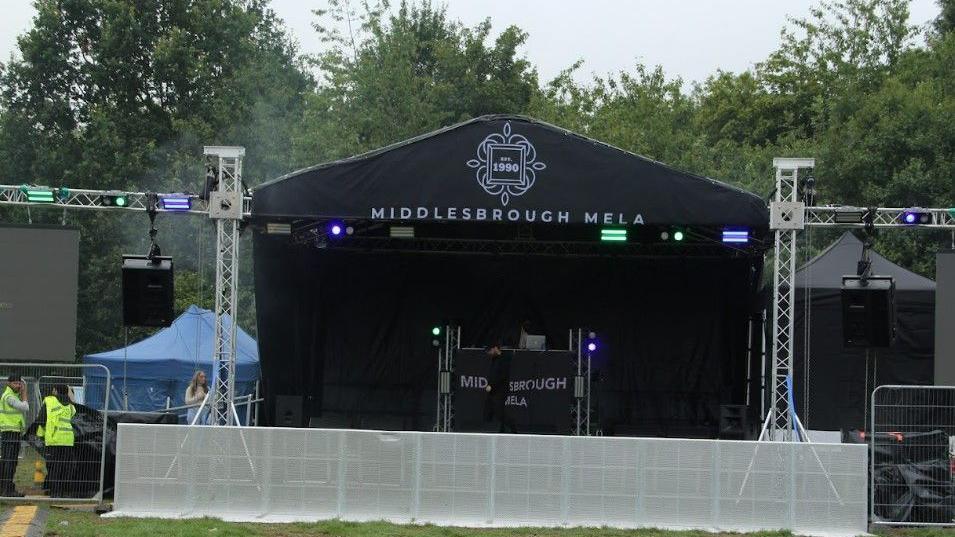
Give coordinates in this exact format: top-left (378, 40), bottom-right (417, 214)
top-left (483, 341), bottom-right (518, 433)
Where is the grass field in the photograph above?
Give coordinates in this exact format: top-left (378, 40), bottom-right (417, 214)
top-left (37, 509), bottom-right (955, 537)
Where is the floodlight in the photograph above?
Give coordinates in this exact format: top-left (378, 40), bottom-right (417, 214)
top-left (20, 185), bottom-right (54, 203)
top-left (722, 229), bottom-right (749, 244)
top-left (833, 207), bottom-right (866, 224)
top-left (601, 228), bottom-right (627, 242)
top-left (390, 226), bottom-right (414, 238)
top-left (161, 195), bottom-right (191, 211)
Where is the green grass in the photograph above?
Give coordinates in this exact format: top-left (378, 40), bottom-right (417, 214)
top-left (43, 509), bottom-right (798, 537)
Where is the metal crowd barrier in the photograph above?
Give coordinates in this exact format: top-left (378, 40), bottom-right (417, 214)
top-left (871, 385), bottom-right (955, 526)
top-left (0, 363), bottom-right (110, 502)
top-left (112, 425), bottom-right (867, 533)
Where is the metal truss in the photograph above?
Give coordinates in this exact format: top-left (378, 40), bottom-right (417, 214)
top-left (0, 185), bottom-right (251, 216)
top-left (291, 235), bottom-right (763, 258)
top-left (0, 148), bottom-right (250, 424)
top-left (768, 158), bottom-right (811, 441)
top-left (205, 147), bottom-right (245, 426)
top-left (570, 329), bottom-right (592, 436)
top-left (435, 325), bottom-right (460, 432)
top-left (806, 206), bottom-right (955, 228)
top-left (768, 159), bottom-right (955, 441)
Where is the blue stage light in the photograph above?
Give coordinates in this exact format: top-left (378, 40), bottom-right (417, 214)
top-left (327, 221), bottom-right (346, 238)
top-left (900, 209), bottom-right (931, 225)
top-left (587, 342), bottom-right (597, 352)
top-left (722, 229), bottom-right (749, 244)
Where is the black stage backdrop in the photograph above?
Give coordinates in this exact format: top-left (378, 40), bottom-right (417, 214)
top-left (454, 349), bottom-right (576, 434)
top-left (254, 233), bottom-right (761, 437)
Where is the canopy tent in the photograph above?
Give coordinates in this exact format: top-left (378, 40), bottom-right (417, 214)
top-left (252, 115), bottom-right (769, 436)
top-left (83, 305), bottom-right (260, 418)
top-left (793, 232), bottom-right (935, 432)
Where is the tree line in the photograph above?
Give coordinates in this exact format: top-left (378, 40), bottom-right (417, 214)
top-left (0, 0), bottom-right (952, 358)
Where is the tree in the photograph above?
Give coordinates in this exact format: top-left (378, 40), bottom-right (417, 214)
top-left (0, 0), bottom-right (310, 356)
top-left (293, 0), bottom-right (539, 164)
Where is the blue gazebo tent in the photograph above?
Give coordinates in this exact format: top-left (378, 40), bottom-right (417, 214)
top-left (82, 305), bottom-right (260, 419)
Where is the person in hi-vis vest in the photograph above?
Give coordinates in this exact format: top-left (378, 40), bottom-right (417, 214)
top-left (27, 384), bottom-right (75, 498)
top-left (0, 375), bottom-right (28, 497)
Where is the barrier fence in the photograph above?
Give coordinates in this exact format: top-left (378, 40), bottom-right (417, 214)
top-left (871, 385), bottom-right (955, 525)
top-left (0, 363), bottom-right (110, 501)
top-left (112, 425), bottom-right (867, 534)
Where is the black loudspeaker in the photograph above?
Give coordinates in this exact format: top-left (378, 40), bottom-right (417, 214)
top-left (841, 276), bottom-right (895, 347)
top-left (275, 395), bottom-right (303, 427)
top-left (122, 255), bottom-right (174, 327)
top-left (719, 404), bottom-right (749, 440)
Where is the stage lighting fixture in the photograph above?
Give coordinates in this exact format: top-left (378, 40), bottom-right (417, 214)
top-left (327, 221), bottom-right (346, 238)
top-left (432, 326), bottom-right (441, 336)
top-left (20, 185), bottom-right (55, 203)
top-left (587, 342), bottom-right (597, 352)
top-left (266, 222), bottom-right (291, 235)
top-left (390, 226), bottom-right (415, 238)
top-left (99, 191), bottom-right (128, 207)
top-left (900, 208), bottom-right (931, 225)
top-left (600, 228), bottom-right (627, 242)
top-left (833, 207), bottom-right (866, 224)
top-left (673, 230), bottom-right (685, 241)
top-left (722, 229), bottom-right (749, 244)
top-left (659, 231), bottom-right (669, 241)
top-left (160, 195), bottom-right (191, 211)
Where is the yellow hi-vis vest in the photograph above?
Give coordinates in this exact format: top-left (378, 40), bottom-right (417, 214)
top-left (0, 386), bottom-right (25, 433)
top-left (43, 395), bottom-right (75, 447)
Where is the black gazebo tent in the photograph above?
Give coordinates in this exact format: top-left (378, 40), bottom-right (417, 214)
top-left (793, 231), bottom-right (935, 432)
top-left (251, 115), bottom-right (769, 436)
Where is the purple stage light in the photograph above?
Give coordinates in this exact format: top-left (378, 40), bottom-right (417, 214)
top-left (587, 342), bottom-right (597, 352)
top-left (904, 212), bottom-right (917, 224)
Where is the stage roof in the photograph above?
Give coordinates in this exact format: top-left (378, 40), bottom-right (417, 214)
top-left (253, 115), bottom-right (769, 228)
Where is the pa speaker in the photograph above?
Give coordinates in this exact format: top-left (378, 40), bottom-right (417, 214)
top-left (719, 404), bottom-right (749, 440)
top-left (841, 275), bottom-right (895, 347)
top-left (121, 255), bottom-right (174, 327)
top-left (275, 395), bottom-right (303, 428)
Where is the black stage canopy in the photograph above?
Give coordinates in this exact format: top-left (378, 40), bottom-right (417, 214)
top-left (253, 115), bottom-right (767, 227)
top-left (252, 115), bottom-right (769, 436)
top-left (794, 232), bottom-right (935, 432)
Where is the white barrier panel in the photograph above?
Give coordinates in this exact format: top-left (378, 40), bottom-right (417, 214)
top-left (112, 425), bottom-right (867, 534)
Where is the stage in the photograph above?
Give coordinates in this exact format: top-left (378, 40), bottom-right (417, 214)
top-left (251, 115), bottom-right (770, 437)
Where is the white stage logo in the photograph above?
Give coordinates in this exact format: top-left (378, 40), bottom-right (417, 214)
top-left (466, 122), bottom-right (546, 206)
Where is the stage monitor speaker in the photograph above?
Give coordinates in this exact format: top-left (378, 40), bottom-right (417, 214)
top-left (841, 275), bottom-right (895, 348)
top-left (719, 404), bottom-right (749, 440)
top-left (275, 395), bottom-right (303, 428)
top-left (121, 255), bottom-right (174, 327)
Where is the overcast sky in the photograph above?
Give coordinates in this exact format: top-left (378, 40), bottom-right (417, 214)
top-left (0, 0), bottom-right (942, 86)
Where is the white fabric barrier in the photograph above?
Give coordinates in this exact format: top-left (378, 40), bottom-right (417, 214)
top-left (112, 425), bottom-right (867, 534)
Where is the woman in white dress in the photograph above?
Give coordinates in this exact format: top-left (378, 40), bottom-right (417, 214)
top-left (184, 370), bottom-right (209, 425)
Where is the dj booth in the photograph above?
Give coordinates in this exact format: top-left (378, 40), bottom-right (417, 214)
top-left (436, 328), bottom-right (592, 435)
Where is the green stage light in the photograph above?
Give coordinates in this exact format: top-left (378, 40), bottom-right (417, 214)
top-left (600, 228), bottom-right (627, 242)
top-left (673, 230), bottom-right (685, 241)
top-left (99, 192), bottom-right (128, 207)
top-left (431, 326), bottom-right (441, 336)
top-left (20, 185), bottom-right (55, 203)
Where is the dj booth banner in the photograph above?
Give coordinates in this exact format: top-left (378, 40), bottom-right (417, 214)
top-left (454, 349), bottom-right (575, 434)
